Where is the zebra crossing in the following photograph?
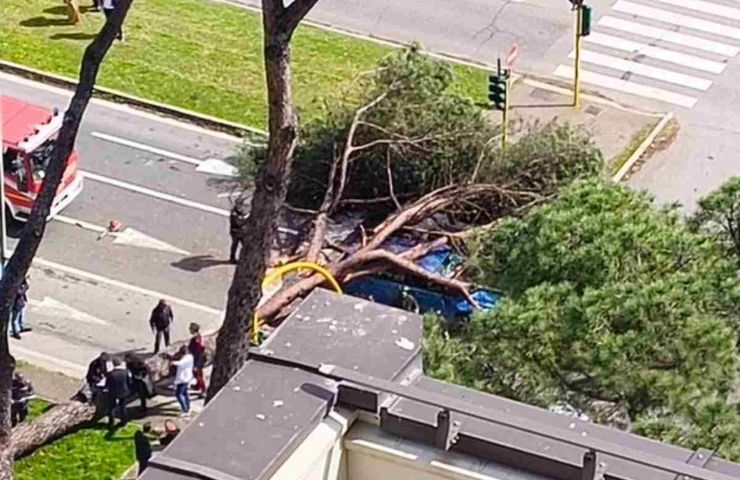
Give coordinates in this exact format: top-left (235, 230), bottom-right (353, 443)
top-left (553, 0), bottom-right (740, 108)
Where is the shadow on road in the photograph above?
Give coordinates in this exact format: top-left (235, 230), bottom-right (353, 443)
top-left (171, 255), bottom-right (231, 272)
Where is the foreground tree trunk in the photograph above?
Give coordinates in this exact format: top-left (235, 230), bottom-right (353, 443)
top-left (207, 0), bottom-right (320, 400)
top-left (0, 3), bottom-right (132, 475)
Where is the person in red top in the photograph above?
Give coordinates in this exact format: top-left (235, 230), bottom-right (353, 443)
top-left (188, 323), bottom-right (206, 396)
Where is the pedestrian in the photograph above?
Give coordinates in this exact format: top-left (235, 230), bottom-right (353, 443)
top-left (150, 299), bottom-right (174, 354)
top-left (106, 357), bottom-right (130, 430)
top-left (11, 372), bottom-right (33, 427)
top-left (85, 352), bottom-right (110, 402)
top-left (170, 345), bottom-right (193, 417)
top-left (159, 419), bottom-right (181, 446)
top-left (64, 0), bottom-right (82, 25)
top-left (125, 354), bottom-right (152, 411)
top-left (229, 205), bottom-right (248, 264)
top-left (102, 0), bottom-right (124, 42)
top-left (188, 322), bottom-right (206, 397)
top-left (11, 278), bottom-right (31, 340)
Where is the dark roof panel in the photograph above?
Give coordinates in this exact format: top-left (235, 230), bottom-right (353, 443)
top-left (142, 361), bottom-right (336, 480)
top-left (258, 288), bottom-right (422, 380)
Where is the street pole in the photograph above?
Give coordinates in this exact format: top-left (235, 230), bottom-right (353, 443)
top-left (502, 72), bottom-right (510, 151)
top-left (573, 3), bottom-right (583, 108)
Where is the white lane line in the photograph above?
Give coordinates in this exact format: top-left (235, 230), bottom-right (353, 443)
top-left (0, 72), bottom-right (246, 144)
top-left (614, 1), bottom-right (740, 40)
top-left (80, 170), bottom-right (230, 217)
top-left (598, 16), bottom-right (739, 56)
top-left (654, 0), bottom-right (740, 21)
top-left (30, 256), bottom-right (224, 316)
top-left (569, 50), bottom-right (713, 90)
top-left (29, 296), bottom-right (109, 325)
top-left (585, 32), bottom-right (726, 73)
top-left (80, 170), bottom-right (299, 235)
top-left (554, 65), bottom-right (698, 108)
top-left (91, 132), bottom-right (203, 166)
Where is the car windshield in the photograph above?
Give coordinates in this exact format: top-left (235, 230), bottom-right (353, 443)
top-left (27, 135), bottom-right (57, 182)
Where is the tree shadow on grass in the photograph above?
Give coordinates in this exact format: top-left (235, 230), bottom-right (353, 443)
top-left (50, 32), bottom-right (97, 41)
top-left (42, 6), bottom-right (69, 15)
top-left (20, 16), bottom-right (71, 27)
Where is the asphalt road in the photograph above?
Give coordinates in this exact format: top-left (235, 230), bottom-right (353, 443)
top-left (2, 72), bottom-right (247, 374)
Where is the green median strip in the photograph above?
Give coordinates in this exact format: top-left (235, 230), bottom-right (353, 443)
top-left (0, 0), bottom-right (486, 129)
top-left (17, 400), bottom-right (139, 480)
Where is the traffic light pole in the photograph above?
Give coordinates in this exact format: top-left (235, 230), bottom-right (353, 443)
top-left (502, 73), bottom-right (510, 151)
top-left (573, 4), bottom-right (583, 108)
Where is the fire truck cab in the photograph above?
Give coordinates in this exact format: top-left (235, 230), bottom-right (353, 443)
top-left (1, 96), bottom-right (83, 222)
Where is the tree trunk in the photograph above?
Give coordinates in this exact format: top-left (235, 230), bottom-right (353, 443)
top-left (207, 0), bottom-right (319, 401)
top-left (0, 3), bottom-right (132, 476)
top-left (11, 403), bottom-right (97, 460)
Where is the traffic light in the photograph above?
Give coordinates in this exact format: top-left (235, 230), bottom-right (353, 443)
top-left (580, 4), bottom-right (592, 36)
top-left (488, 73), bottom-right (508, 111)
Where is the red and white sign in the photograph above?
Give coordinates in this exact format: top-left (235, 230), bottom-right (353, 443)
top-left (505, 43), bottom-right (520, 68)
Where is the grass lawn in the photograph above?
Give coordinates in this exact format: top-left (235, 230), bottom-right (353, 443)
top-left (0, 0), bottom-right (486, 129)
top-left (16, 400), bottom-right (138, 480)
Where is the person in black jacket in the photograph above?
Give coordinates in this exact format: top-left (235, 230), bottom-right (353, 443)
top-left (106, 357), bottom-right (130, 430)
top-left (125, 354), bottom-right (151, 411)
top-left (150, 299), bottom-right (174, 354)
top-left (85, 352), bottom-right (110, 402)
top-left (229, 205), bottom-right (248, 264)
top-left (10, 278), bottom-right (31, 339)
top-left (11, 372), bottom-right (33, 427)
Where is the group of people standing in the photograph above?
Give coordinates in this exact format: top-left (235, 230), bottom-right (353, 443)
top-left (85, 299), bottom-right (207, 429)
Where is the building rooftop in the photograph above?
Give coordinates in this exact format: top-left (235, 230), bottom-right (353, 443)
top-left (142, 288), bottom-right (740, 480)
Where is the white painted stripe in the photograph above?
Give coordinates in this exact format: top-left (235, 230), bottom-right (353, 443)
top-left (91, 132), bottom-right (204, 166)
top-left (0, 71), bottom-right (245, 144)
top-left (80, 170), bottom-right (230, 216)
top-left (598, 16), bottom-right (739, 56)
top-left (569, 50), bottom-right (713, 90)
top-left (585, 32), bottom-right (726, 73)
top-left (30, 256), bottom-right (224, 316)
top-left (554, 65), bottom-right (698, 107)
top-left (614, 1), bottom-right (740, 40)
top-left (654, 0), bottom-right (740, 21)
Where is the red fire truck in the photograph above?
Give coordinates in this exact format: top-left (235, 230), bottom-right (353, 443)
top-left (1, 96), bottom-right (83, 222)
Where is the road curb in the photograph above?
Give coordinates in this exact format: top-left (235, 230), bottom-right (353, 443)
top-left (612, 112), bottom-right (674, 183)
top-left (0, 59), bottom-right (267, 138)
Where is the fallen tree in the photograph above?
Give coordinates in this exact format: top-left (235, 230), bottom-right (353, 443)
top-left (16, 48), bottom-right (603, 461)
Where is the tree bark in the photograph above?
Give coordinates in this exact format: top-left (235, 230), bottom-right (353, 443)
top-left (0, 4), bottom-right (132, 475)
top-left (207, 0), bottom-right (320, 401)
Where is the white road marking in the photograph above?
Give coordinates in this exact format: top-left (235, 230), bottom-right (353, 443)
top-left (654, 0), bottom-right (740, 21)
top-left (112, 227), bottom-right (191, 255)
top-left (55, 214), bottom-right (191, 255)
top-left (598, 16), bottom-right (739, 56)
top-left (195, 158), bottom-right (239, 177)
top-left (29, 296), bottom-right (109, 325)
top-left (613, 1), bottom-right (740, 40)
top-left (29, 256), bottom-right (224, 316)
top-left (91, 132), bottom-right (204, 166)
top-left (569, 50), bottom-right (713, 90)
top-left (0, 71), bottom-right (248, 143)
top-left (554, 65), bottom-right (698, 108)
top-left (585, 32), bottom-right (726, 73)
top-left (80, 170), bottom-right (231, 217)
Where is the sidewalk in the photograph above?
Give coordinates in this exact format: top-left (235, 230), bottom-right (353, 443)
top-left (505, 77), bottom-right (667, 176)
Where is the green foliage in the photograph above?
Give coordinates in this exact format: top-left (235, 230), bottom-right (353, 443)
top-left (426, 180), bottom-right (740, 458)
top-left (16, 420), bottom-right (139, 480)
top-left (27, 398), bottom-right (53, 421)
top-left (277, 47), bottom-right (603, 214)
top-left (690, 176), bottom-right (740, 265)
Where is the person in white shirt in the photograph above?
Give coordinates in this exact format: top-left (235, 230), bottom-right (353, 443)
top-left (170, 346), bottom-right (194, 417)
top-left (102, 0), bottom-right (124, 42)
